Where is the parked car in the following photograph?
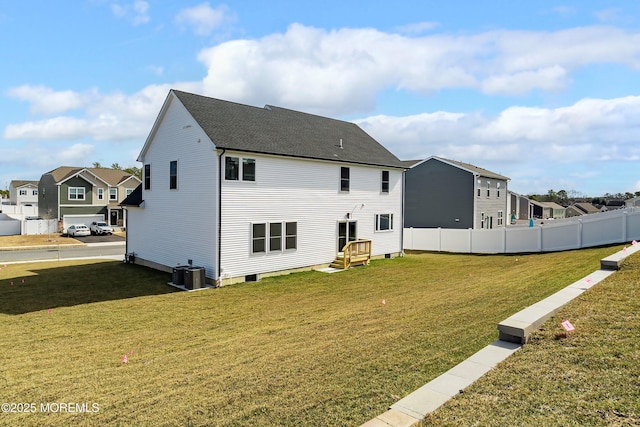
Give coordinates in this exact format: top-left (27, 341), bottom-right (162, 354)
top-left (67, 224), bottom-right (91, 237)
top-left (90, 221), bottom-right (113, 235)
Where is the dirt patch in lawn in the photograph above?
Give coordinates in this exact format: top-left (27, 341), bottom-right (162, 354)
top-left (0, 233), bottom-right (82, 248)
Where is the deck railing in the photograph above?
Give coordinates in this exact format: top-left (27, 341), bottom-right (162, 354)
top-left (339, 239), bottom-right (372, 269)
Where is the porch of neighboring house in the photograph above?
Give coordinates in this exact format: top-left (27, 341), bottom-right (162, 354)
top-left (330, 239), bottom-right (372, 269)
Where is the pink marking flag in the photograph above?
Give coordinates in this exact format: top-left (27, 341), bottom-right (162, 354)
top-left (633, 240), bottom-right (638, 246)
top-left (21, 278), bottom-right (24, 283)
top-left (561, 320), bottom-right (575, 332)
top-left (623, 246), bottom-right (628, 252)
top-left (585, 277), bottom-right (592, 285)
top-left (121, 354), bottom-right (128, 364)
top-left (381, 299), bottom-right (386, 305)
top-left (47, 309), bottom-right (52, 314)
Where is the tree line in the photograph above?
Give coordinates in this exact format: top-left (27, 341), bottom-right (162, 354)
top-left (528, 189), bottom-right (640, 207)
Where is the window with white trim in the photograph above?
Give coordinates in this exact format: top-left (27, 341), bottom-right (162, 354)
top-left (125, 188), bottom-right (133, 196)
top-left (481, 212), bottom-right (485, 229)
top-left (252, 221), bottom-right (297, 253)
top-left (486, 181), bottom-right (491, 197)
top-left (381, 170), bottom-right (389, 193)
top-left (477, 179), bottom-right (481, 197)
top-left (97, 188), bottom-right (104, 200)
top-left (252, 223), bottom-right (266, 253)
top-left (68, 187), bottom-right (85, 200)
top-left (269, 222), bottom-right (282, 251)
top-left (32, 189), bottom-right (38, 196)
top-left (375, 213), bottom-right (394, 231)
top-left (19, 190), bottom-right (27, 196)
top-left (109, 188), bottom-right (118, 201)
top-left (340, 167), bottom-right (350, 192)
top-left (285, 222), bottom-right (297, 249)
top-left (225, 156), bottom-right (256, 181)
top-left (497, 182), bottom-right (501, 198)
top-left (497, 210), bottom-right (504, 226)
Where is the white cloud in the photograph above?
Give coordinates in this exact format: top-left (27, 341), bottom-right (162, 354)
top-left (7, 85), bottom-right (88, 115)
top-left (175, 3), bottom-right (234, 36)
top-left (4, 82), bottom-right (201, 141)
top-left (355, 95), bottom-right (640, 165)
top-left (195, 24), bottom-right (640, 113)
top-left (111, 1), bottom-right (150, 25)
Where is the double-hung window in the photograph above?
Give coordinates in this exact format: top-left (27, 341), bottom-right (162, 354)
top-left (252, 221), bottom-right (297, 253)
top-left (109, 188), bottom-right (118, 201)
top-left (19, 190), bottom-right (27, 196)
top-left (252, 223), bottom-right (266, 253)
top-left (375, 214), bottom-right (394, 231)
top-left (97, 188), bottom-right (104, 200)
top-left (340, 167), bottom-right (350, 192)
top-left (381, 170), bottom-right (389, 193)
top-left (68, 187), bottom-right (85, 200)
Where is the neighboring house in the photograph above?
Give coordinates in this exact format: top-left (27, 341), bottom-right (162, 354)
top-left (600, 200), bottom-right (625, 212)
top-left (38, 167), bottom-right (141, 228)
top-left (404, 156), bottom-right (509, 229)
top-left (508, 191), bottom-right (532, 223)
top-left (625, 196), bottom-right (640, 208)
top-left (530, 201), bottom-right (566, 219)
top-left (565, 202), bottom-right (600, 217)
top-left (9, 180), bottom-right (39, 206)
top-left (122, 90), bottom-right (405, 284)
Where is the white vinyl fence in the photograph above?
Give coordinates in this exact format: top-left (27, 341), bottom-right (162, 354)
top-left (22, 219), bottom-right (58, 235)
top-left (404, 208), bottom-right (640, 253)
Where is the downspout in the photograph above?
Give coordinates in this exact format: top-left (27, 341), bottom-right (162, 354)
top-left (401, 167), bottom-right (405, 256)
top-left (217, 149), bottom-right (225, 283)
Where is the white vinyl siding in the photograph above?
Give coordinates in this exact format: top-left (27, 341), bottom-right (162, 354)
top-left (126, 96), bottom-right (218, 278)
top-left (220, 153), bottom-right (402, 278)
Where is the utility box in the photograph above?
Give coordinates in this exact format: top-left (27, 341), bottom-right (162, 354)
top-left (172, 266), bottom-right (190, 287)
top-left (184, 267), bottom-right (206, 290)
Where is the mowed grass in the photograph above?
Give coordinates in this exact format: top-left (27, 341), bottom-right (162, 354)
top-left (0, 246), bottom-right (627, 426)
top-left (422, 249), bottom-right (640, 427)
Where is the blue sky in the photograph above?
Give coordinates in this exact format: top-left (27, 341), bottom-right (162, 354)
top-left (1, 0), bottom-right (640, 197)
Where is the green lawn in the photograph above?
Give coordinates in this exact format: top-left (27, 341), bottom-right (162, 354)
top-left (0, 246), bottom-right (632, 426)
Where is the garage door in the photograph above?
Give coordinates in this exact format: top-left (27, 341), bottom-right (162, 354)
top-left (62, 214), bottom-right (105, 233)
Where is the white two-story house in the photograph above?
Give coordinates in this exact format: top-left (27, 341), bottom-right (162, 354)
top-left (122, 90), bottom-right (405, 284)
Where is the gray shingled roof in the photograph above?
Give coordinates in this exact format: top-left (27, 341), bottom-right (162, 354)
top-left (435, 157), bottom-right (509, 181)
top-left (172, 90), bottom-right (404, 168)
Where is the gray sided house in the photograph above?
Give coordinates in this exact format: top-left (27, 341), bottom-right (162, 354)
top-left (404, 156), bottom-right (509, 229)
top-left (39, 166), bottom-right (141, 227)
